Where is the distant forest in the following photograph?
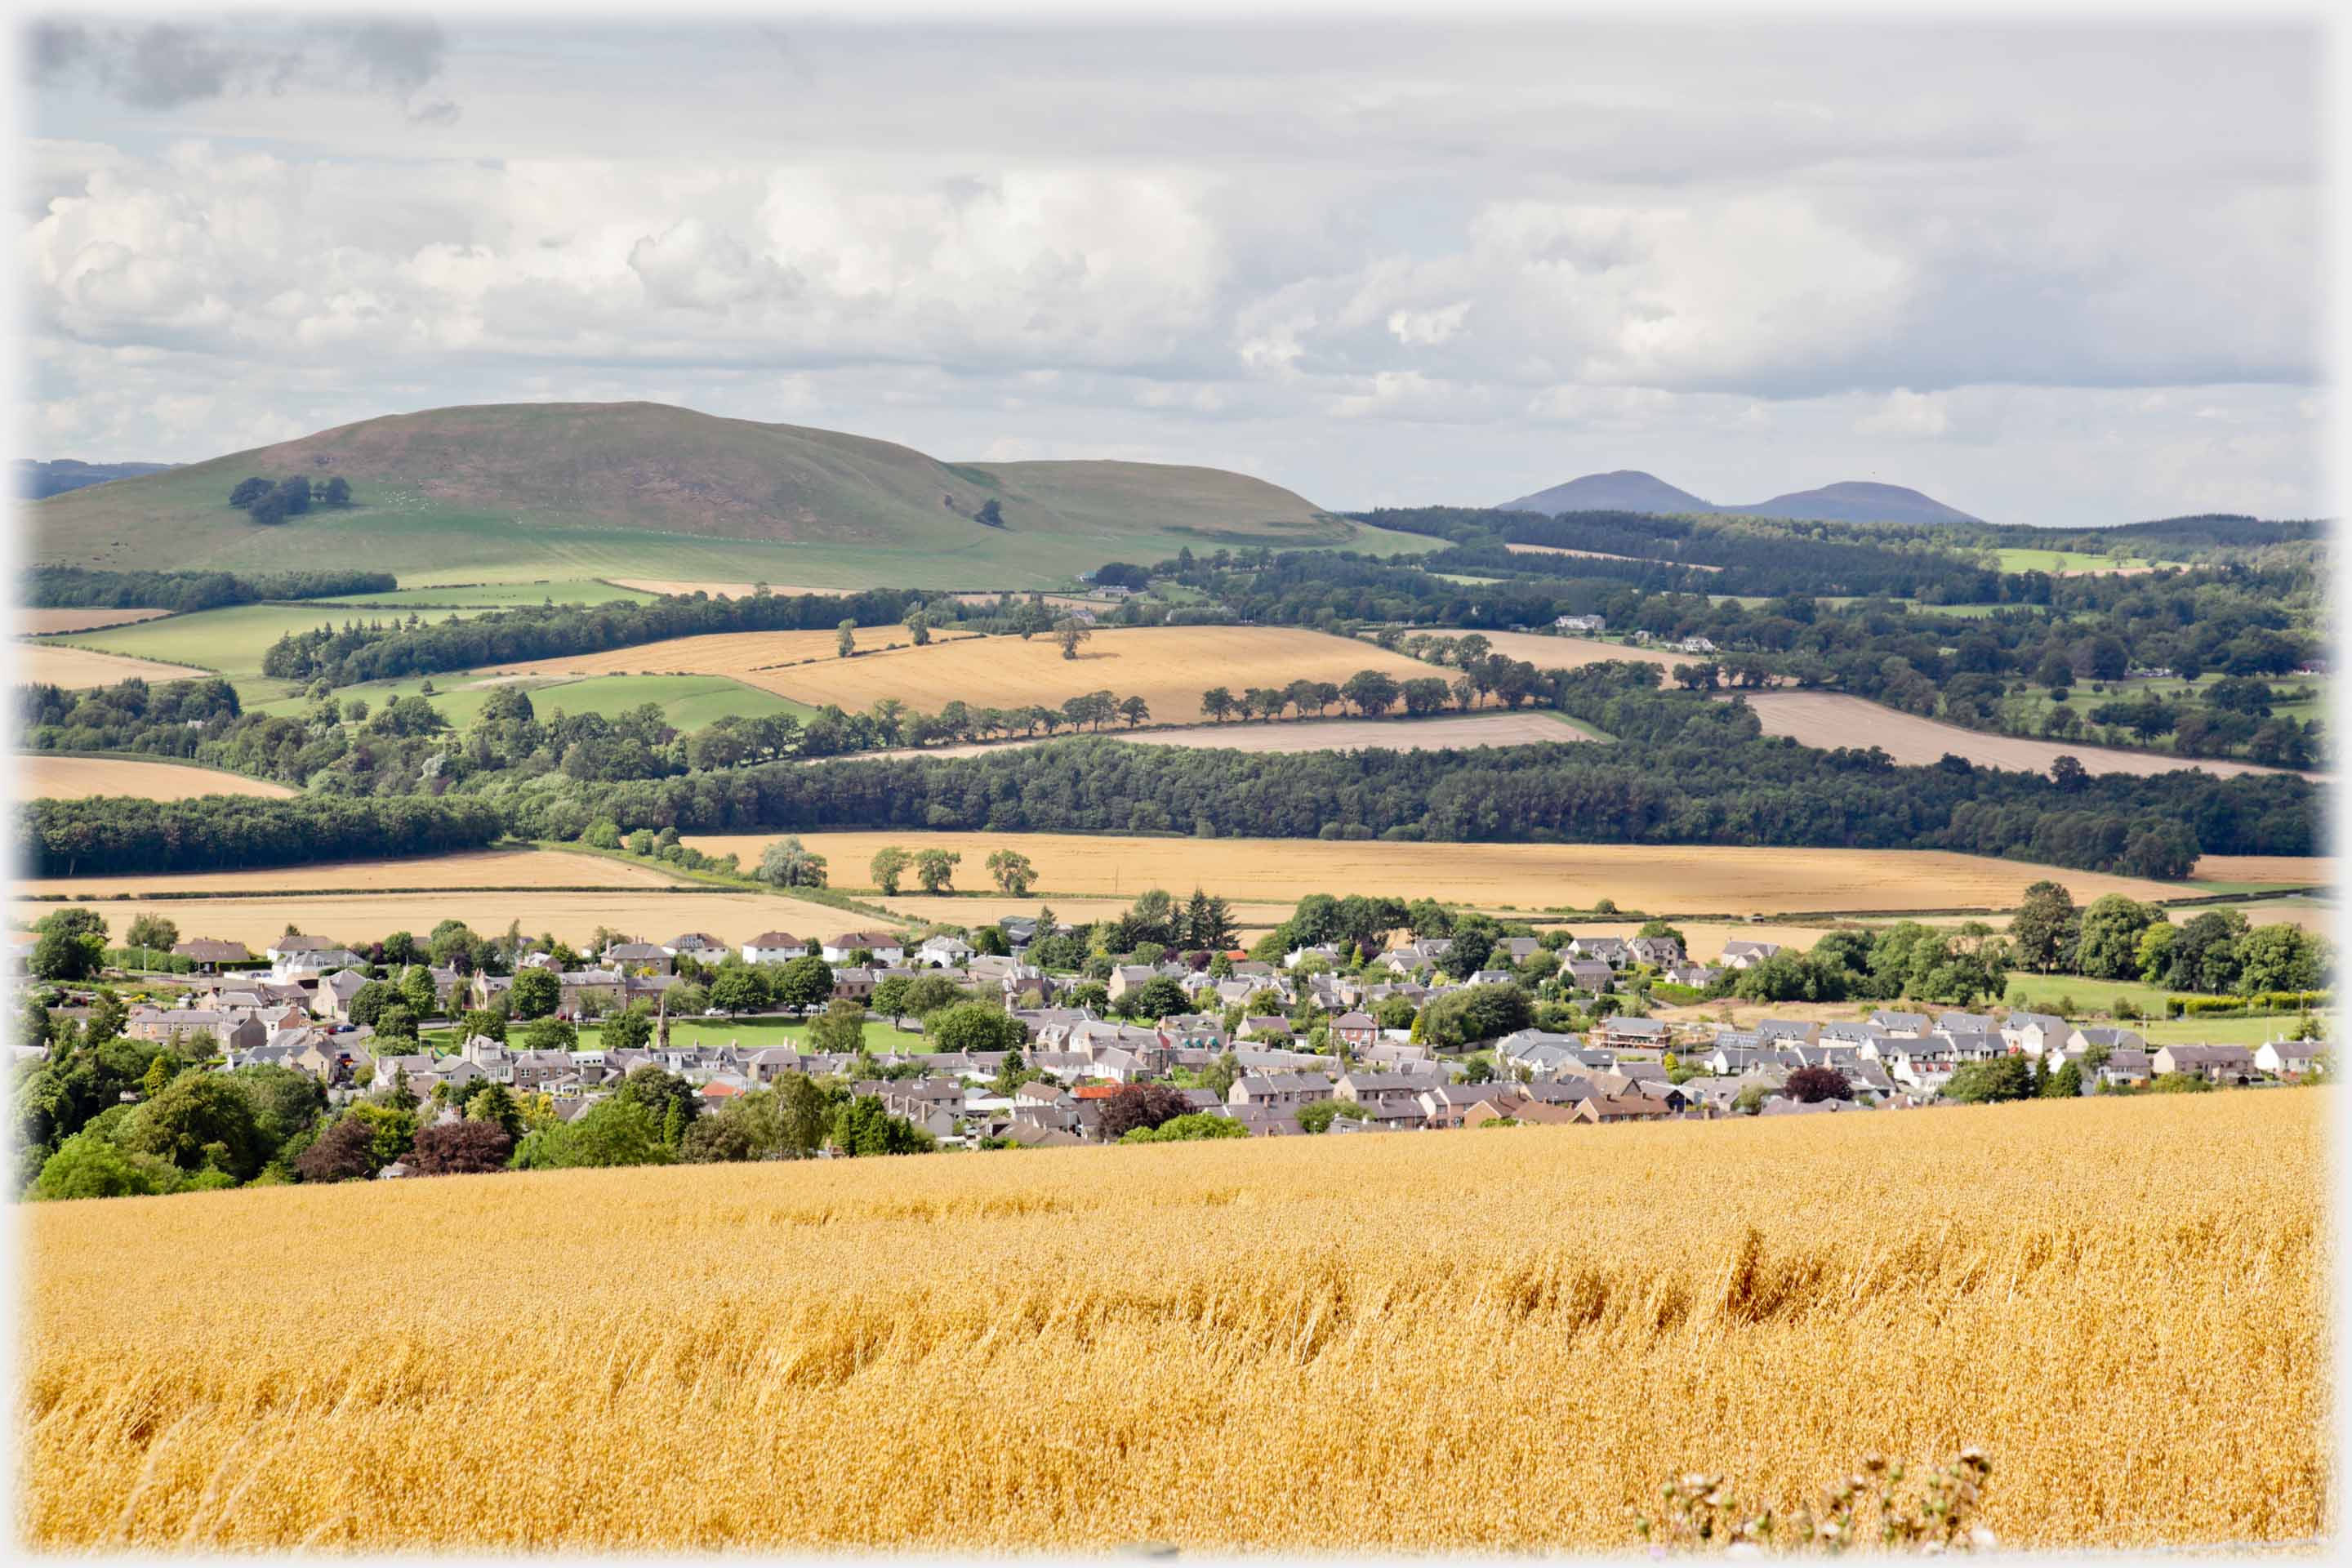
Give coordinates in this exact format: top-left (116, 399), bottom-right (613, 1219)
top-left (24, 567), bottom-right (396, 614)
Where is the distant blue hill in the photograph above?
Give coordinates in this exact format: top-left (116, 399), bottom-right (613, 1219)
top-left (1501, 469), bottom-right (1980, 524)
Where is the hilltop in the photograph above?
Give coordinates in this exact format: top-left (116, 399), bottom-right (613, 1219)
top-left (28, 402), bottom-right (1423, 590)
top-left (1502, 469), bottom-right (1980, 525)
top-left (18, 459), bottom-right (176, 500)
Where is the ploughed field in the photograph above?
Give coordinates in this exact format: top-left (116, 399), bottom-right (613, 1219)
top-left (487, 625), bottom-right (1448, 724)
top-left (1735, 691), bottom-right (2303, 780)
top-left (687, 831), bottom-right (2191, 916)
top-left (18, 756), bottom-right (298, 801)
top-left (20, 1092), bottom-right (2322, 1551)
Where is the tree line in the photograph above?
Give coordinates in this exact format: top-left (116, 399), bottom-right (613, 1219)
top-left (229, 474), bottom-right (354, 524)
top-left (24, 566), bottom-right (397, 613)
top-left (20, 795), bottom-right (505, 878)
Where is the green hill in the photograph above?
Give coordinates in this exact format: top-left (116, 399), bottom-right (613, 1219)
top-left (30, 401), bottom-right (1427, 589)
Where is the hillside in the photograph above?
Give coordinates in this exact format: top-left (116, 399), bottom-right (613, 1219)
top-left (17, 459), bottom-right (176, 499)
top-left (1499, 470), bottom-right (1713, 515)
top-left (1728, 480), bottom-right (1981, 525)
top-left (27, 402), bottom-right (1423, 589)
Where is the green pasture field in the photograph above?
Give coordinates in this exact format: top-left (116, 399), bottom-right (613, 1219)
top-left (34, 602), bottom-right (477, 684)
top-left (1993, 547), bottom-right (2185, 574)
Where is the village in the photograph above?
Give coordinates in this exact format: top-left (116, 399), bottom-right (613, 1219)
top-left (30, 906), bottom-right (2327, 1161)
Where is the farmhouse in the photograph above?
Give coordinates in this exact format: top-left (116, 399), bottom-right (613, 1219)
top-left (742, 933), bottom-right (808, 964)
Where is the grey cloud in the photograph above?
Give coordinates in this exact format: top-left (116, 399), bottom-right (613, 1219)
top-left (29, 18), bottom-right (458, 121)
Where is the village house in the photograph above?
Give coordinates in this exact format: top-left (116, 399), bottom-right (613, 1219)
top-left (2151, 1044), bottom-right (2256, 1085)
top-left (1553, 613), bottom-right (1606, 634)
top-left (2000, 1012), bottom-right (2069, 1056)
top-left (604, 941), bottom-right (672, 973)
top-left (2254, 1040), bottom-right (2329, 1077)
top-left (742, 932), bottom-right (807, 964)
top-left (172, 938), bottom-right (252, 973)
top-left (1718, 940), bottom-right (1784, 972)
top-left (821, 931), bottom-right (906, 965)
top-left (663, 933), bottom-right (731, 963)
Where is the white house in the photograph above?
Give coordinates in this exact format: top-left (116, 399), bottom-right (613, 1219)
top-left (742, 931), bottom-right (808, 964)
top-left (915, 934), bottom-right (974, 969)
top-left (2254, 1040), bottom-right (2329, 1077)
top-left (821, 930), bottom-right (906, 965)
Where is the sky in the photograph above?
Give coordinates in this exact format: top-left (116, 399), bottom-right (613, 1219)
top-left (15, 12), bottom-right (2329, 525)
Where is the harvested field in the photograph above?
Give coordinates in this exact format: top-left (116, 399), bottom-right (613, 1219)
top-left (14, 847), bottom-right (697, 901)
top-left (18, 756), bottom-right (296, 802)
top-left (20, 1093), bottom-right (2322, 1551)
top-left (7, 889), bottom-right (859, 951)
top-left (1505, 541), bottom-right (1722, 572)
top-left (882, 710), bottom-right (1593, 760)
top-left (2189, 854), bottom-right (2334, 888)
top-left (481, 626), bottom-right (981, 683)
top-left (1735, 690), bottom-right (2302, 779)
top-left (18, 607), bottom-right (173, 635)
top-left (15, 642), bottom-right (203, 689)
top-left (878, 894), bottom-right (1304, 932)
top-left (686, 831), bottom-right (2187, 917)
top-left (497, 625), bottom-right (1447, 723)
top-left (1388, 626), bottom-right (1685, 673)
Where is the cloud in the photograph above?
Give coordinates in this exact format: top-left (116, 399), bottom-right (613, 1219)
top-left (1855, 389), bottom-right (1951, 439)
top-left (29, 19), bottom-right (459, 122)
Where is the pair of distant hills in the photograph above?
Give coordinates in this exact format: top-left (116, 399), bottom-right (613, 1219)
top-left (1499, 470), bottom-right (1980, 525)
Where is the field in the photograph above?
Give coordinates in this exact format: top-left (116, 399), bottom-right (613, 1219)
top-left (495, 626), bottom-right (1450, 724)
top-left (1735, 691), bottom-right (2298, 779)
top-left (16, 643), bottom-right (203, 689)
top-left (252, 671), bottom-right (817, 731)
top-left (608, 579), bottom-right (854, 599)
top-left (36, 601), bottom-right (476, 688)
top-left (6, 890), bottom-right (861, 952)
top-left (16, 607), bottom-right (173, 635)
top-left (880, 710), bottom-right (1597, 760)
top-left (318, 579), bottom-right (657, 608)
top-left (1390, 627), bottom-right (1685, 673)
top-left (13, 847), bottom-right (700, 902)
top-left (18, 755), bottom-right (297, 801)
top-left (1993, 547), bottom-right (2180, 576)
top-left (685, 831), bottom-right (2189, 918)
top-left (1504, 541), bottom-right (1723, 572)
top-left (567, 1016), bottom-right (917, 1054)
top-left (20, 1092), bottom-right (2322, 1551)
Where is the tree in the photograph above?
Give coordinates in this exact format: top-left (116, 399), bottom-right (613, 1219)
top-left (869, 845), bottom-right (913, 894)
top-left (407, 1118), bottom-right (513, 1175)
top-left (521, 1015), bottom-right (577, 1052)
top-left (807, 999), bottom-right (868, 1055)
top-left (295, 1115), bottom-right (380, 1183)
top-left (924, 1001), bottom-right (1026, 1054)
top-left (986, 848), bottom-right (1038, 895)
top-left (914, 849), bottom-right (961, 893)
top-left (836, 620), bottom-right (858, 657)
top-left (615, 1064), bottom-right (703, 1143)
top-left (32, 931), bottom-right (99, 982)
top-left (514, 1098), bottom-right (673, 1169)
top-left (1119, 696), bottom-right (1150, 728)
top-left (33, 1132), bottom-right (185, 1200)
top-left (124, 913), bottom-right (180, 956)
top-left (1055, 618), bottom-right (1092, 661)
top-left (1096, 1083), bottom-right (1190, 1140)
top-left (777, 1073), bottom-right (835, 1157)
top-left (466, 1083), bottom-right (527, 1138)
top-left (510, 967), bottom-right (561, 1019)
top-left (1340, 669), bottom-right (1401, 716)
top-left (751, 955), bottom-right (827, 1014)
top-left (1419, 983), bottom-right (1533, 1048)
top-left (1125, 975), bottom-right (1190, 1021)
top-left (975, 497), bottom-right (1004, 528)
top-left (2007, 881), bottom-right (2080, 973)
top-left (1784, 1066), bottom-right (1852, 1103)
top-left (1124, 1113), bottom-right (1247, 1143)
top-left (756, 836), bottom-right (829, 889)
top-left (118, 1071), bottom-right (264, 1180)
top-left (2236, 924), bottom-right (2325, 995)
top-left (1200, 686), bottom-right (1236, 724)
top-left (709, 968), bottom-right (764, 1017)
top-left (2042, 1061), bottom-right (2084, 1098)
top-left (831, 1095), bottom-right (934, 1156)
top-left (906, 611), bottom-right (931, 646)
top-left (399, 964), bottom-right (441, 1019)
top-left (228, 476), bottom-right (272, 509)
top-left (2075, 896), bottom-right (2162, 982)
top-left (321, 475), bottom-right (352, 506)
top-left (1944, 1056), bottom-right (2037, 1104)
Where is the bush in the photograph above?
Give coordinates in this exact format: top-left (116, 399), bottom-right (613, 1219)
top-left (406, 1118), bottom-right (514, 1175)
top-left (1095, 1083), bottom-right (1191, 1140)
top-left (32, 1132), bottom-right (182, 1200)
top-left (1122, 1113), bottom-right (1248, 1143)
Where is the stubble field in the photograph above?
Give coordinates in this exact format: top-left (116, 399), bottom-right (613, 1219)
top-left (875, 709), bottom-right (1594, 760)
top-left (16, 608), bottom-right (175, 635)
top-left (20, 1091), bottom-right (2321, 1552)
top-left (16, 643), bottom-right (203, 689)
top-left (686, 831), bottom-right (2189, 916)
top-left (1735, 691), bottom-right (2301, 780)
top-left (18, 756), bottom-right (298, 801)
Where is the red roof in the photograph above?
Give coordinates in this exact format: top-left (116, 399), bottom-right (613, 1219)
top-left (1071, 1084), bottom-right (1122, 1099)
top-left (698, 1081), bottom-right (743, 1098)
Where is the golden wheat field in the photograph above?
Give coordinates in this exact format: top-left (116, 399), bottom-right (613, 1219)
top-left (489, 625), bottom-right (1444, 722)
top-left (20, 1092), bottom-right (2324, 1552)
top-left (1388, 626), bottom-right (1688, 673)
top-left (12, 847), bottom-right (696, 900)
top-left (16, 755), bottom-right (298, 801)
top-left (686, 831), bottom-right (2189, 916)
top-left (7, 889), bottom-right (860, 951)
top-left (1735, 690), bottom-right (2300, 780)
top-left (2189, 854), bottom-right (2335, 888)
top-left (14, 641), bottom-right (205, 689)
top-left (16, 607), bottom-right (175, 635)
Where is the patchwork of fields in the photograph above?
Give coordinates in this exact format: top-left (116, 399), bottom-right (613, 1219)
top-left (686, 831), bottom-right (2193, 916)
top-left (17, 643), bottom-right (202, 689)
top-left (18, 756), bottom-right (297, 801)
top-left (20, 1092), bottom-right (2321, 1551)
top-left (492, 625), bottom-right (1448, 723)
top-left (16, 607), bottom-right (173, 635)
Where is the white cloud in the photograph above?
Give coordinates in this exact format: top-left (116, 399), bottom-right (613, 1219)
top-left (1855, 389), bottom-right (1951, 439)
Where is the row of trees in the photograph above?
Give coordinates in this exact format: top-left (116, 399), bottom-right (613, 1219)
top-left (2008, 882), bottom-right (2330, 996)
top-left (24, 566), bottom-right (394, 612)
